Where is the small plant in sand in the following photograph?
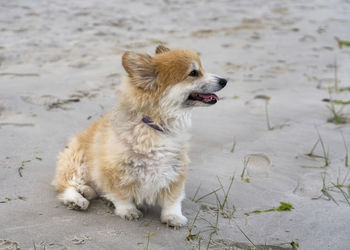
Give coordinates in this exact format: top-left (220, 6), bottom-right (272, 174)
top-left (200, 202), bottom-right (221, 250)
top-left (319, 170), bottom-right (350, 206)
top-left (215, 176), bottom-right (234, 210)
top-left (189, 175), bottom-right (237, 249)
top-left (321, 57), bottom-right (350, 123)
top-left (335, 37), bottom-right (350, 49)
top-left (280, 241), bottom-right (300, 250)
top-left (17, 155), bottom-right (43, 178)
top-left (192, 176), bottom-right (234, 204)
top-left (333, 57), bottom-right (339, 92)
top-left (327, 102), bottom-right (347, 124)
top-left (233, 222), bottom-right (300, 250)
top-left (186, 208), bottom-right (201, 242)
top-left (304, 138), bottom-right (321, 158)
top-left (192, 175), bottom-right (236, 219)
top-left (230, 137), bottom-right (237, 153)
top-left (332, 181), bottom-right (350, 206)
top-left (328, 99), bottom-right (350, 105)
top-left (234, 222), bottom-right (259, 249)
top-left (341, 132), bottom-right (349, 167)
top-left (325, 89), bottom-right (347, 124)
top-left (0, 196), bottom-right (25, 203)
top-left (190, 177), bottom-right (299, 249)
top-left (144, 231), bottom-right (155, 250)
top-left (191, 184), bottom-right (223, 203)
top-left (214, 176), bottom-right (236, 220)
top-left (319, 172), bottom-right (338, 205)
top-left (339, 87), bottom-right (350, 92)
top-left (301, 128), bottom-right (329, 169)
top-left (244, 202), bottom-right (294, 217)
top-left (18, 160), bottom-right (30, 177)
top-left (240, 158), bottom-right (250, 183)
top-left (186, 205), bottom-right (220, 249)
top-left (323, 61), bottom-right (350, 123)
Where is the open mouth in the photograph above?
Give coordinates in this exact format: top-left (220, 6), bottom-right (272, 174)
top-left (188, 93), bottom-right (219, 105)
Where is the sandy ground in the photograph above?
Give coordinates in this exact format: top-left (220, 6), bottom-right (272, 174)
top-left (1, 0), bottom-right (350, 249)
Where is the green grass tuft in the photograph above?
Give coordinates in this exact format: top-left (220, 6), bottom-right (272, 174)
top-left (301, 128), bottom-right (329, 168)
top-left (186, 208), bottom-right (201, 242)
top-left (335, 37), bottom-right (350, 48)
top-left (192, 186), bottom-right (223, 203)
top-left (245, 202), bottom-right (294, 216)
top-left (230, 137), bottom-right (237, 153)
top-left (144, 231), bottom-right (155, 250)
top-left (327, 103), bottom-right (347, 124)
top-left (241, 159), bottom-right (250, 183)
top-left (276, 202), bottom-right (293, 211)
top-left (330, 100), bottom-right (350, 105)
top-left (341, 131), bottom-right (349, 167)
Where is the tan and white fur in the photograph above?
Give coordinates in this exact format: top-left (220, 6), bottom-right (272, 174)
top-left (52, 45), bottom-right (227, 227)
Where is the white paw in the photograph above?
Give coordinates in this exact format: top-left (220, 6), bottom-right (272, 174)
top-left (64, 197), bottom-right (89, 210)
top-left (78, 185), bottom-right (97, 200)
top-left (161, 213), bottom-right (188, 227)
top-left (115, 207), bottom-right (143, 221)
top-left (60, 187), bottom-right (90, 210)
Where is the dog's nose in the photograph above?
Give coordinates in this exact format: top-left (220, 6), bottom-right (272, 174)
top-left (218, 78), bottom-right (227, 87)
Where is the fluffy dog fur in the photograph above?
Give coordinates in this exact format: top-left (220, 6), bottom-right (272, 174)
top-left (52, 45), bottom-right (226, 227)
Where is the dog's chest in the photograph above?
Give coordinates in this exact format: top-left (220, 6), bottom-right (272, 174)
top-left (127, 138), bottom-right (186, 204)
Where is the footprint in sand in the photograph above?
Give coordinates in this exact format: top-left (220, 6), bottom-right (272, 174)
top-left (0, 239), bottom-right (19, 249)
top-left (21, 95), bottom-right (58, 106)
top-left (294, 172), bottom-right (331, 199)
top-left (244, 153), bottom-right (272, 178)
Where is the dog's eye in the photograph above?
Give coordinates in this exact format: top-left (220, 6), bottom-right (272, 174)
top-left (188, 70), bottom-right (199, 77)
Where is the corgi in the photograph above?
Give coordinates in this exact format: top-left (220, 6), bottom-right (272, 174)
top-left (52, 45), bottom-right (227, 227)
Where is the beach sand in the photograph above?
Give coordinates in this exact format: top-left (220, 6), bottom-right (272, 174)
top-left (1, 0), bottom-right (350, 249)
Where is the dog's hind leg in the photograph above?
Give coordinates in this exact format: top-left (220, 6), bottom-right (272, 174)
top-left (52, 137), bottom-right (95, 210)
top-left (103, 193), bottom-right (143, 220)
top-left (77, 184), bottom-right (97, 200)
top-left (58, 186), bottom-right (90, 210)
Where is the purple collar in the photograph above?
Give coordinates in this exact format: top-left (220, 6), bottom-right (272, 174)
top-left (142, 116), bottom-right (165, 132)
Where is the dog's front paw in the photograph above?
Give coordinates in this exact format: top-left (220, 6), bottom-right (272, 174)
top-left (161, 213), bottom-right (188, 227)
top-left (115, 207), bottom-right (143, 221)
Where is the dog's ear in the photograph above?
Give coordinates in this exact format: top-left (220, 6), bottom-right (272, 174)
top-left (122, 52), bottom-right (157, 90)
top-left (155, 45), bottom-right (170, 54)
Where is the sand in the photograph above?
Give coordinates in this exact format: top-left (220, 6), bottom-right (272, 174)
top-left (1, 0), bottom-right (350, 249)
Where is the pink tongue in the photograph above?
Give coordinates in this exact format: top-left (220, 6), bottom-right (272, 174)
top-left (198, 93), bottom-right (219, 102)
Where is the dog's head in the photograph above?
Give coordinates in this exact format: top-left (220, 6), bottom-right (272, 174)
top-left (122, 45), bottom-right (227, 110)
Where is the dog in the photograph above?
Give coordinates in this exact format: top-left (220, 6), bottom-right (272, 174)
top-left (52, 45), bottom-right (227, 227)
